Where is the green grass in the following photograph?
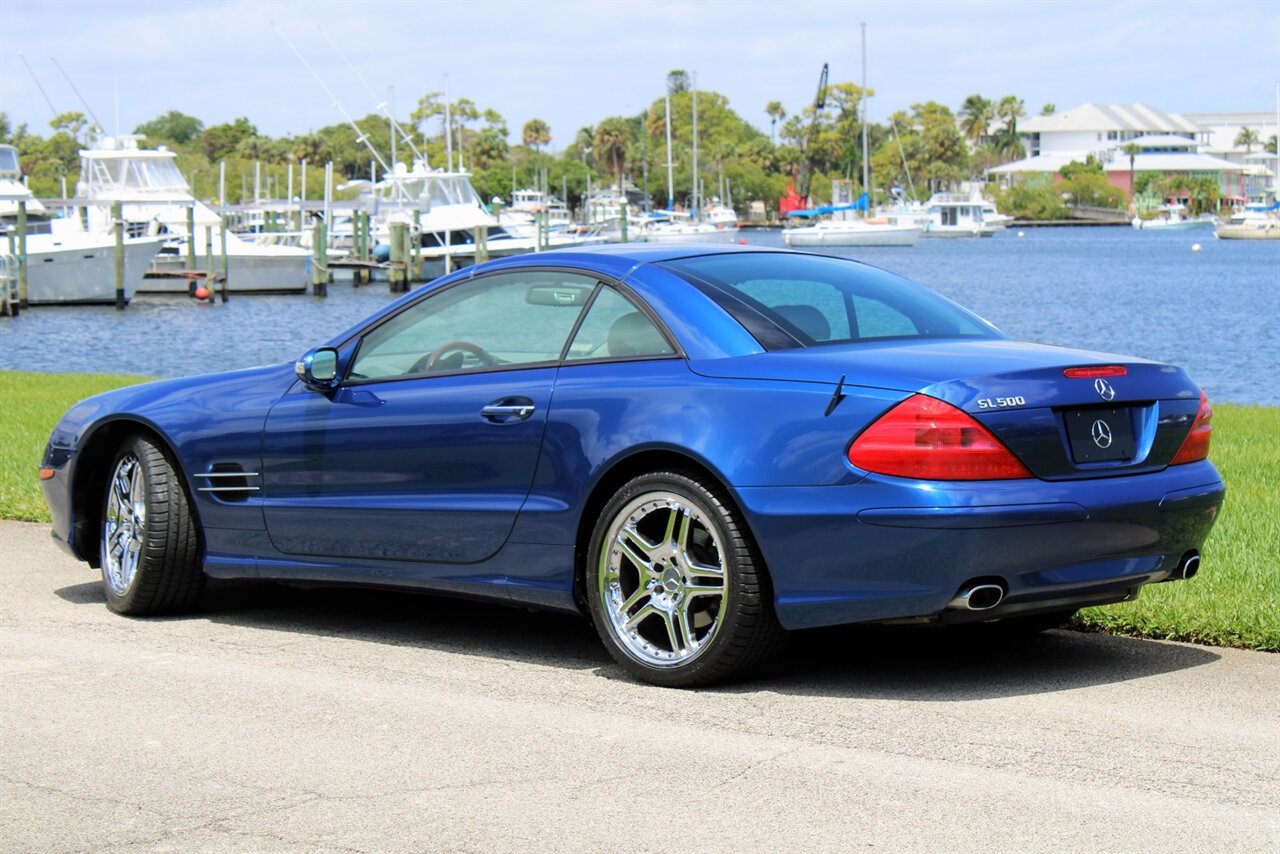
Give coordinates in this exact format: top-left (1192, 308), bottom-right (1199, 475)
top-left (1, 369), bottom-right (1276, 651)
top-left (1074, 404), bottom-right (1280, 652)
top-left (0, 370), bottom-right (145, 522)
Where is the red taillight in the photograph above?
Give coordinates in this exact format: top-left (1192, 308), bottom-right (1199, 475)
top-left (848, 394), bottom-right (1032, 480)
top-left (1063, 365), bottom-right (1128, 378)
top-left (1171, 391), bottom-right (1212, 465)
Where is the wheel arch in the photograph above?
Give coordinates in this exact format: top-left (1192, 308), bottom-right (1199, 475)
top-left (71, 417), bottom-right (200, 566)
top-left (570, 446), bottom-right (770, 617)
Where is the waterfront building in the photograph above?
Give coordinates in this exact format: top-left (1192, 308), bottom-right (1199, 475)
top-left (984, 102), bottom-right (1276, 203)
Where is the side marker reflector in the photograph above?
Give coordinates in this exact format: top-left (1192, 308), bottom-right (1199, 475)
top-left (39, 468), bottom-right (55, 480)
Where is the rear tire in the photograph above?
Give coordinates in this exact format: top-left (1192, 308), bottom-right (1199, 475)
top-left (585, 470), bottom-right (784, 687)
top-left (100, 434), bottom-right (205, 615)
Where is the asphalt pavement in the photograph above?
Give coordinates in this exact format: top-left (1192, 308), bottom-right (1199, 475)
top-left (2, 520), bottom-right (1277, 852)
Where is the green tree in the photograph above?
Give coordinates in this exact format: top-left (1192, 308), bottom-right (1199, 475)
top-left (521, 118), bottom-right (551, 152)
top-left (765, 100), bottom-right (785, 144)
top-left (1266, 134), bottom-right (1277, 155)
top-left (991, 95), bottom-right (1026, 159)
top-left (1234, 125), bottom-right (1259, 153)
top-left (200, 117), bottom-right (257, 161)
top-left (594, 117), bottom-right (629, 182)
top-left (134, 110), bottom-right (204, 144)
top-left (50, 111), bottom-right (89, 142)
top-left (1040, 103), bottom-right (1056, 116)
top-left (666, 70), bottom-right (690, 96)
top-left (958, 94), bottom-right (993, 144)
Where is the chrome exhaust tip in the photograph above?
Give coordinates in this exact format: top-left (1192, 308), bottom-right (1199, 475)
top-left (1175, 551), bottom-right (1200, 581)
top-left (947, 583), bottom-right (1005, 611)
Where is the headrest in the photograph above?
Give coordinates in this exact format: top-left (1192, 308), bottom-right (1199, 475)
top-left (607, 312), bottom-right (668, 357)
top-left (773, 304), bottom-right (830, 341)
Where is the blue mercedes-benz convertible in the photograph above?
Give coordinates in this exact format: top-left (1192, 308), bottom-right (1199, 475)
top-left (40, 246), bottom-right (1224, 685)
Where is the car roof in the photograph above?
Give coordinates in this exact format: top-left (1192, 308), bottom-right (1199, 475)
top-left (472, 243), bottom-right (785, 278)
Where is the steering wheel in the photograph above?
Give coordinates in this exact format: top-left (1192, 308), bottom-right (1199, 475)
top-left (410, 340), bottom-right (498, 374)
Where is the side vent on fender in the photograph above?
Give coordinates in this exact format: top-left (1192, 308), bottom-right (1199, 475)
top-left (195, 463), bottom-right (259, 502)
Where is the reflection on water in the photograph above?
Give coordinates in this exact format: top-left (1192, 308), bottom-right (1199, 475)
top-left (1, 227), bottom-right (1277, 404)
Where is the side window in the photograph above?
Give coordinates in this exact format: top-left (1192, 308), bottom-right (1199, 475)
top-left (349, 272), bottom-right (595, 380)
top-left (565, 287), bottom-right (675, 361)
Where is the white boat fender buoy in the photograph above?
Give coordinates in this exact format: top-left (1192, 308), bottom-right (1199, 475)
top-left (1017, 231), bottom-right (1025, 238)
top-left (1191, 244), bottom-right (1202, 253)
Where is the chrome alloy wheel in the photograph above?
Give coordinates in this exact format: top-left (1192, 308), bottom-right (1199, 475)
top-left (598, 491), bottom-right (728, 667)
top-left (103, 454), bottom-right (146, 597)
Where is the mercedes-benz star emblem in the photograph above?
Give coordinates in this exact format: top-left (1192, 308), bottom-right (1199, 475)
top-left (1094, 378), bottom-right (1116, 401)
top-left (1091, 419), bottom-right (1113, 449)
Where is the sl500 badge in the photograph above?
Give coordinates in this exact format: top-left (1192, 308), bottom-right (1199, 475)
top-left (976, 396), bottom-right (1026, 409)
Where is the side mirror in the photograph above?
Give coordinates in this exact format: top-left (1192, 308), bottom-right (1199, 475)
top-left (295, 347), bottom-right (340, 391)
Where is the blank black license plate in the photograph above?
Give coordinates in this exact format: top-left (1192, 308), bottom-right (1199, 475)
top-left (1065, 407), bottom-right (1135, 463)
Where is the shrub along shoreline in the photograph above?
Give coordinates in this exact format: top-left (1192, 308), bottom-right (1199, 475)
top-left (2, 370), bottom-right (1275, 651)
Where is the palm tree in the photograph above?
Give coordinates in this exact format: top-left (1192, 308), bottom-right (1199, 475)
top-left (996, 95), bottom-right (1026, 137)
top-left (594, 118), bottom-right (629, 184)
top-left (1122, 142), bottom-right (1142, 201)
top-left (765, 101), bottom-right (786, 144)
top-left (958, 95), bottom-right (993, 145)
top-left (1040, 103), bottom-right (1056, 116)
top-left (1235, 125), bottom-right (1260, 153)
top-left (521, 118), bottom-right (551, 153)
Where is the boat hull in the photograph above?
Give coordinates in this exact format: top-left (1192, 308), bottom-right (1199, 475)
top-left (144, 251), bottom-right (309, 294)
top-left (25, 236), bottom-right (163, 305)
top-left (783, 225), bottom-right (920, 247)
top-left (1215, 223), bottom-right (1280, 240)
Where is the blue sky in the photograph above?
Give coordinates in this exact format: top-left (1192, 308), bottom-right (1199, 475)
top-left (2, 0), bottom-right (1277, 147)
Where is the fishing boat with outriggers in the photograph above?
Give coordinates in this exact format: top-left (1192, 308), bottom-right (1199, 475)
top-left (76, 136), bottom-right (309, 294)
top-left (0, 144), bottom-right (162, 305)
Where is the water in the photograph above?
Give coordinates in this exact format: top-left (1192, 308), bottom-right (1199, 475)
top-left (2, 227), bottom-right (1278, 404)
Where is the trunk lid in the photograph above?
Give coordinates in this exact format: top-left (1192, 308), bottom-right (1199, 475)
top-left (689, 339), bottom-right (1204, 480)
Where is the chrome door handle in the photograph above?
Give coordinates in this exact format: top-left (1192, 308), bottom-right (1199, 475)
top-left (480, 400), bottom-right (536, 422)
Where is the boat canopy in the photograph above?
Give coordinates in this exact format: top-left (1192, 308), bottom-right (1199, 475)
top-left (787, 193), bottom-right (870, 218)
top-left (81, 155), bottom-right (187, 193)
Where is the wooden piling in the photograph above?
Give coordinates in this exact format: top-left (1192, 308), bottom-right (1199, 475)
top-left (186, 204), bottom-right (197, 271)
top-left (113, 201), bottom-right (125, 310)
top-left (219, 214), bottom-right (229, 303)
top-left (411, 210), bottom-right (422, 282)
top-left (311, 220), bottom-right (328, 297)
top-left (16, 200), bottom-right (29, 308)
top-left (5, 227), bottom-right (18, 317)
top-left (389, 221), bottom-right (408, 293)
top-left (476, 223), bottom-right (489, 265)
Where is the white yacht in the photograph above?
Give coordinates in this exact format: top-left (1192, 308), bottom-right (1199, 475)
top-left (499, 188), bottom-right (573, 239)
top-left (640, 210), bottom-right (738, 243)
top-left (0, 144), bottom-right (162, 305)
top-left (703, 197), bottom-right (740, 235)
top-left (1214, 203), bottom-right (1280, 240)
top-left (1132, 203), bottom-right (1211, 231)
top-left (916, 192), bottom-right (1007, 237)
top-left (77, 137), bottom-right (309, 294)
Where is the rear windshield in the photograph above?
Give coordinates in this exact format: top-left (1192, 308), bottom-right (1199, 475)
top-left (662, 253), bottom-right (1001, 350)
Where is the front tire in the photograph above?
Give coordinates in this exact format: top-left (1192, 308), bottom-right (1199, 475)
top-left (586, 470), bottom-right (783, 687)
top-left (100, 434), bottom-right (205, 615)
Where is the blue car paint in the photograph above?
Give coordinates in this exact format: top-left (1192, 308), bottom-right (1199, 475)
top-left (40, 246), bottom-right (1225, 631)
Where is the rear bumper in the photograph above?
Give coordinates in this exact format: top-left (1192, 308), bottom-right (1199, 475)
top-left (735, 461), bottom-right (1225, 630)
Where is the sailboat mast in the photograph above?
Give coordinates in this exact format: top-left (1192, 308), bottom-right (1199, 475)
top-left (692, 71), bottom-right (699, 218)
top-left (444, 74), bottom-right (453, 172)
top-left (861, 22), bottom-right (870, 214)
top-left (665, 93), bottom-right (674, 209)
